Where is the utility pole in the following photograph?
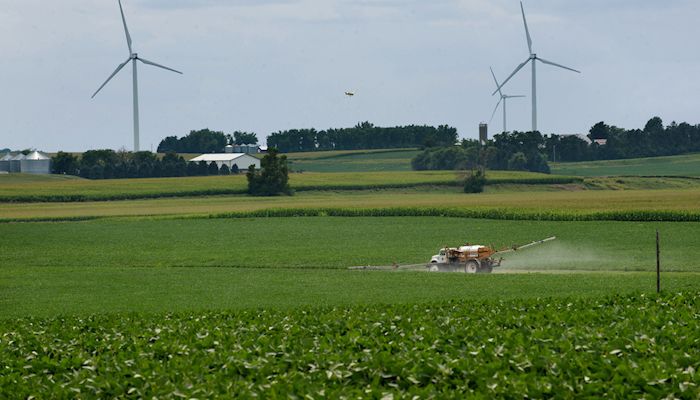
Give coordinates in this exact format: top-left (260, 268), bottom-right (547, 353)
top-left (656, 230), bottom-right (661, 294)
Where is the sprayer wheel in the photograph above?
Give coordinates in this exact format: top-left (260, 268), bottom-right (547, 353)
top-left (465, 261), bottom-right (478, 274)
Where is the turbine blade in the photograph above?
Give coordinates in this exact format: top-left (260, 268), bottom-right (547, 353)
top-left (91, 57), bottom-right (131, 98)
top-left (489, 97), bottom-right (503, 123)
top-left (489, 66), bottom-right (503, 96)
top-left (521, 1), bottom-right (533, 54)
top-left (137, 57), bottom-right (183, 74)
top-left (492, 58), bottom-right (530, 96)
top-left (506, 95), bottom-right (526, 98)
top-left (537, 57), bottom-right (581, 73)
top-left (118, 0), bottom-right (133, 54)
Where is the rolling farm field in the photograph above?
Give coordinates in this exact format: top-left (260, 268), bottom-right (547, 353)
top-left (551, 152), bottom-right (700, 177)
top-left (0, 169), bottom-right (572, 202)
top-left (2, 154), bottom-right (700, 397)
top-left (285, 148), bottom-right (421, 172)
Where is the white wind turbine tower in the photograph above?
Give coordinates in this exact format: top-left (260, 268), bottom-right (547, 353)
top-left (493, 1), bottom-right (580, 132)
top-left (489, 67), bottom-right (525, 133)
top-left (92, 0), bottom-right (182, 152)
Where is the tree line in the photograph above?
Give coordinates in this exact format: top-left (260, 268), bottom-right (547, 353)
top-left (412, 131), bottom-right (550, 173)
top-left (266, 122), bottom-right (458, 153)
top-left (413, 117), bottom-right (700, 173)
top-left (157, 129), bottom-right (258, 154)
top-left (549, 117), bottom-right (700, 162)
top-left (52, 150), bottom-right (242, 179)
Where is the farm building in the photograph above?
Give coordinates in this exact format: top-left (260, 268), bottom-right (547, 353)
top-left (9, 153), bottom-right (25, 173)
top-left (188, 153), bottom-right (261, 171)
top-left (226, 144), bottom-right (259, 154)
top-left (0, 153), bottom-right (12, 172)
top-left (20, 151), bottom-right (51, 174)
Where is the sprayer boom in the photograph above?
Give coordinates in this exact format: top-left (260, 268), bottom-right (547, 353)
top-left (496, 236), bottom-right (557, 255)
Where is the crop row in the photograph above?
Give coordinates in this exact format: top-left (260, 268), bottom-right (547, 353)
top-left (0, 175), bottom-right (581, 203)
top-left (1, 292), bottom-right (698, 398)
top-left (1, 205), bottom-right (699, 224)
top-left (202, 206), bottom-right (700, 223)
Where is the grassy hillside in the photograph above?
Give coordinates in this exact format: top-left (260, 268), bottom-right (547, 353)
top-left (285, 148), bottom-right (421, 172)
top-left (0, 170), bottom-right (574, 202)
top-left (552, 152), bottom-right (700, 177)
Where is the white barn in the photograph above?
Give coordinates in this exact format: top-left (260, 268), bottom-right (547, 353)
top-left (188, 153), bottom-right (261, 171)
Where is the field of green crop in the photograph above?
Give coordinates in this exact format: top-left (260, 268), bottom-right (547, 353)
top-left (2, 217), bottom-right (698, 271)
top-left (3, 156), bottom-right (700, 397)
top-left (552, 152), bottom-right (700, 177)
top-left (286, 148), bottom-right (421, 172)
top-left (0, 170), bottom-right (573, 202)
top-left (2, 185), bottom-right (700, 221)
top-left (2, 292), bottom-right (699, 397)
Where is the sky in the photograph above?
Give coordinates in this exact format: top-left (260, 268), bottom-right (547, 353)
top-left (0, 0), bottom-right (698, 152)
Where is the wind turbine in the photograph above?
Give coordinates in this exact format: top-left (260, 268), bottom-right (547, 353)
top-left (92, 0), bottom-right (182, 152)
top-left (493, 1), bottom-right (579, 132)
top-left (489, 67), bottom-right (525, 133)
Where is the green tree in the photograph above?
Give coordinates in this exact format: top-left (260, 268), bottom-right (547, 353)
top-left (246, 149), bottom-right (291, 196)
top-left (464, 170), bottom-right (486, 193)
top-left (51, 152), bottom-right (79, 175)
top-left (507, 152), bottom-right (528, 171)
top-left (588, 121), bottom-right (610, 141)
top-left (208, 162), bottom-right (220, 175)
top-left (186, 161), bottom-right (199, 176)
top-left (219, 164), bottom-right (230, 175)
top-left (197, 161), bottom-right (209, 176)
top-left (158, 129), bottom-right (227, 153)
top-left (233, 131), bottom-right (258, 145)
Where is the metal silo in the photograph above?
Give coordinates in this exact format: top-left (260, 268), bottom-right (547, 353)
top-left (0, 153), bottom-right (11, 172)
top-left (21, 151), bottom-right (51, 174)
top-left (9, 153), bottom-right (25, 173)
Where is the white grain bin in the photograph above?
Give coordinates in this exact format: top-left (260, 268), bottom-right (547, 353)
top-left (0, 153), bottom-right (12, 172)
top-left (9, 153), bottom-right (25, 173)
top-left (20, 151), bottom-right (51, 174)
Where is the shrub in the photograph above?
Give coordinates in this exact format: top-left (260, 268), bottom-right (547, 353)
top-left (246, 148), bottom-right (291, 196)
top-left (207, 162), bottom-right (220, 176)
top-left (464, 170), bottom-right (486, 193)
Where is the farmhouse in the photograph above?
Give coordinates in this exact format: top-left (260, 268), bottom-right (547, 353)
top-left (188, 153), bottom-right (261, 171)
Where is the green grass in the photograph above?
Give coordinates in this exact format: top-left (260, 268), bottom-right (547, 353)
top-left (2, 292), bottom-right (699, 397)
top-left (2, 217), bottom-right (698, 271)
top-left (2, 214), bottom-right (699, 397)
top-left (2, 266), bottom-right (699, 319)
top-left (552, 152), bottom-right (700, 177)
top-left (0, 170), bottom-right (574, 202)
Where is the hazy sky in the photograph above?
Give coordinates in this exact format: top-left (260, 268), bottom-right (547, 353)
top-left (1, 0), bottom-right (698, 151)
